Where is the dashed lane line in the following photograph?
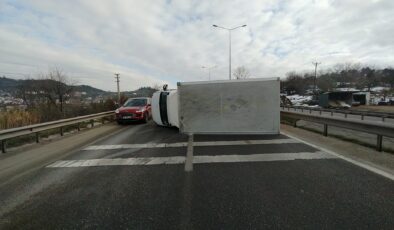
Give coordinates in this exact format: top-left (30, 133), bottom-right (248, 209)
top-left (46, 151), bottom-right (335, 168)
top-left (83, 139), bottom-right (300, 150)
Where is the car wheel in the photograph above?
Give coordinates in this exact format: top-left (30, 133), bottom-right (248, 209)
top-left (143, 113), bottom-right (149, 123)
top-left (117, 120), bottom-right (123, 125)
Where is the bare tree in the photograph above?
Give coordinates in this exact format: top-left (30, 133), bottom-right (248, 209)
top-left (382, 68), bottom-right (394, 88)
top-left (233, 66), bottom-right (250, 80)
top-left (317, 75), bottom-right (335, 92)
top-left (16, 77), bottom-right (34, 107)
top-left (283, 72), bottom-right (307, 95)
top-left (152, 83), bottom-right (161, 91)
top-left (361, 67), bottom-right (376, 92)
top-left (40, 68), bottom-right (75, 116)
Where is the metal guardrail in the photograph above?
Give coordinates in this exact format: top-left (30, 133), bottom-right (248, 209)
top-left (282, 106), bottom-right (394, 120)
top-left (0, 111), bottom-right (114, 153)
top-left (281, 110), bottom-right (394, 152)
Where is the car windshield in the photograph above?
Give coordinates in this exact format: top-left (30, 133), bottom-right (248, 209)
top-left (123, 98), bottom-right (147, 107)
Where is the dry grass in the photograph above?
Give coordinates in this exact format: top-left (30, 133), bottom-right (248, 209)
top-left (0, 110), bottom-right (40, 130)
top-left (350, 105), bottom-right (394, 113)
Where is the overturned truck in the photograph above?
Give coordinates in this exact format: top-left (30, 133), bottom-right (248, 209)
top-left (152, 78), bottom-right (280, 134)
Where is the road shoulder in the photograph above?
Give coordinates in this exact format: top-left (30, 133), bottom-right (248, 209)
top-left (281, 124), bottom-right (394, 179)
top-left (0, 123), bottom-right (125, 185)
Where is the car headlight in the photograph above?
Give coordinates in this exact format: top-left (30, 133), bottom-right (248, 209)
top-left (115, 109), bottom-right (119, 113)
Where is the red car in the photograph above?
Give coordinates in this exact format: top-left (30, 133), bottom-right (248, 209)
top-left (115, 97), bottom-right (152, 124)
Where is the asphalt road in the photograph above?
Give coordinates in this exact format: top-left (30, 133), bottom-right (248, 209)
top-left (1, 121), bottom-right (393, 229)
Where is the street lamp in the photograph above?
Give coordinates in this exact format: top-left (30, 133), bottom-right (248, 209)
top-left (213, 24), bottom-right (247, 80)
top-left (201, 65), bottom-right (217, 80)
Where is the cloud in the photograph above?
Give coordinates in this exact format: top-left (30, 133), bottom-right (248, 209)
top-left (0, 0), bottom-right (393, 90)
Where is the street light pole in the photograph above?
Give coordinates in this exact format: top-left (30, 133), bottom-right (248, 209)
top-left (213, 24), bottom-right (247, 80)
top-left (229, 31), bottom-right (231, 80)
top-left (201, 65), bottom-right (217, 80)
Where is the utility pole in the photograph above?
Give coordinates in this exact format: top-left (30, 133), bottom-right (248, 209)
top-left (114, 73), bottom-right (120, 104)
top-left (312, 62), bottom-right (321, 94)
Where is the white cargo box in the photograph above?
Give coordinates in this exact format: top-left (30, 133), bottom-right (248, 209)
top-left (177, 78), bottom-right (280, 134)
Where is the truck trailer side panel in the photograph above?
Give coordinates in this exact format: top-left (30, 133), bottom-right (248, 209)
top-left (178, 78), bottom-right (280, 134)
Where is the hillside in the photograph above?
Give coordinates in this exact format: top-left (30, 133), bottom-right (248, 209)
top-left (0, 77), bottom-right (107, 97)
top-left (123, 87), bottom-right (158, 98)
top-left (0, 77), bottom-right (158, 98)
top-left (0, 77), bottom-right (22, 92)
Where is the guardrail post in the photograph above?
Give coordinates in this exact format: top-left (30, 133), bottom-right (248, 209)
top-left (77, 123), bottom-right (81, 131)
top-left (382, 117), bottom-right (385, 122)
top-left (376, 135), bottom-right (383, 152)
top-left (330, 111), bottom-right (333, 116)
top-left (309, 109), bottom-right (312, 114)
top-left (287, 107), bottom-right (290, 111)
top-left (60, 127), bottom-right (64, 136)
top-left (101, 118), bottom-right (105, 124)
top-left (323, 124), bottom-right (328, 136)
top-left (1, 140), bottom-right (7, 153)
top-left (35, 133), bottom-right (40, 143)
top-left (344, 113), bottom-right (348, 118)
top-left (293, 120), bottom-right (297, 127)
top-left (301, 108), bottom-right (303, 112)
top-left (90, 119), bottom-right (94, 128)
top-left (361, 115), bottom-right (364, 120)
top-left (319, 110), bottom-right (322, 115)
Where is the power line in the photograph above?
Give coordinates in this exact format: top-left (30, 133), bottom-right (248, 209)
top-left (312, 61), bottom-right (321, 94)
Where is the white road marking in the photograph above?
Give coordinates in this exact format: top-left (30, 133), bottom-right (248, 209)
top-left (185, 134), bottom-right (194, 172)
top-left (193, 151), bottom-right (335, 164)
top-left (83, 139), bottom-right (299, 150)
top-left (83, 143), bottom-right (187, 150)
top-left (46, 151), bottom-right (335, 168)
top-left (193, 139), bottom-right (299, 146)
top-left (46, 156), bottom-right (186, 168)
top-left (281, 131), bottom-right (394, 181)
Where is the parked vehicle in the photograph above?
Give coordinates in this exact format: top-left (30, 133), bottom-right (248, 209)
top-left (115, 97), bottom-right (152, 124)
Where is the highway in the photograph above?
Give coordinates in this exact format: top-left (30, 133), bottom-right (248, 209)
top-left (1, 121), bottom-right (393, 229)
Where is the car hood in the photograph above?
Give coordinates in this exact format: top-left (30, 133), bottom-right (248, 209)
top-left (118, 106), bottom-right (144, 113)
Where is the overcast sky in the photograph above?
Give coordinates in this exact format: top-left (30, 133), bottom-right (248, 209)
top-left (1, 0), bottom-right (393, 91)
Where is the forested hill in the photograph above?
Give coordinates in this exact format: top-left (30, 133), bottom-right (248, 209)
top-left (0, 77), bottom-right (106, 97)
